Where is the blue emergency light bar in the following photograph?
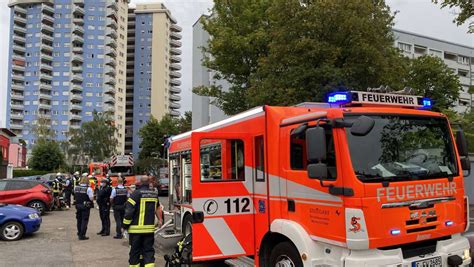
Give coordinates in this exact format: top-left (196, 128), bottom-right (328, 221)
top-left (326, 91), bottom-right (433, 109)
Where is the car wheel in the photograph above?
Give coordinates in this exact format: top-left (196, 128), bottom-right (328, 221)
top-left (28, 200), bottom-right (46, 215)
top-left (269, 241), bottom-right (303, 267)
top-left (182, 214), bottom-right (192, 237)
top-left (0, 221), bottom-right (24, 241)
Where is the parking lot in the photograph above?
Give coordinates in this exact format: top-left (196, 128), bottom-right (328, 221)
top-left (0, 196), bottom-right (179, 267)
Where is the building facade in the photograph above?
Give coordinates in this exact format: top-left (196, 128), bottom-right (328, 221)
top-left (124, 6), bottom-right (135, 154)
top-left (192, 23), bottom-right (474, 128)
top-left (6, 0), bottom-right (128, 153)
top-left (128, 3), bottom-right (182, 156)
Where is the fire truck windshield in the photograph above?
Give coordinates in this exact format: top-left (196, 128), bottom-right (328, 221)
top-left (345, 115), bottom-right (458, 182)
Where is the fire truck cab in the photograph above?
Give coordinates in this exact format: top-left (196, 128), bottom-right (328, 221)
top-left (165, 91), bottom-right (472, 267)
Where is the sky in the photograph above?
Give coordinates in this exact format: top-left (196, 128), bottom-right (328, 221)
top-left (0, 0), bottom-right (472, 128)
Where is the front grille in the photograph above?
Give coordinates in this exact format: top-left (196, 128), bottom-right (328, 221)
top-left (379, 236), bottom-right (451, 259)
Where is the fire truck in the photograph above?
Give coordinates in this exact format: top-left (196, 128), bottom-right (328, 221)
top-left (164, 90), bottom-right (472, 266)
top-left (89, 154), bottom-right (136, 187)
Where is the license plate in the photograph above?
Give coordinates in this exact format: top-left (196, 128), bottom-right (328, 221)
top-left (412, 256), bottom-right (442, 267)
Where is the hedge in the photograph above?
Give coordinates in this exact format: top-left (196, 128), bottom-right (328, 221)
top-left (13, 169), bottom-right (51, 178)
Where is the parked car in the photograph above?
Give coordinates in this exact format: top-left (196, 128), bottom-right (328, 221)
top-left (39, 173), bottom-right (57, 186)
top-left (157, 178), bottom-right (169, 196)
top-left (18, 175), bottom-right (42, 181)
top-left (0, 203), bottom-right (42, 241)
top-left (0, 179), bottom-right (53, 215)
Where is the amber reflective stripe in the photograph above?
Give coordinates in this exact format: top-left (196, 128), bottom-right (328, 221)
top-left (123, 218), bottom-right (132, 225)
top-left (127, 198), bottom-right (136, 206)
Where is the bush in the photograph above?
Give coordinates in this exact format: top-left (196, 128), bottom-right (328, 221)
top-left (13, 169), bottom-right (50, 178)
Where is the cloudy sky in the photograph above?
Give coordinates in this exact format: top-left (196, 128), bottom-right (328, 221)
top-left (0, 0), bottom-right (472, 127)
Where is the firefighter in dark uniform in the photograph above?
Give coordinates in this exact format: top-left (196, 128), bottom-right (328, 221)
top-left (63, 174), bottom-right (73, 209)
top-left (74, 175), bottom-right (94, 240)
top-left (123, 176), bottom-right (163, 267)
top-left (110, 177), bottom-right (129, 239)
top-left (97, 178), bottom-right (112, 236)
top-left (52, 174), bottom-right (63, 210)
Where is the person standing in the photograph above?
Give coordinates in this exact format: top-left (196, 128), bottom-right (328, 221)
top-left (74, 175), bottom-right (94, 240)
top-left (110, 177), bottom-right (128, 239)
top-left (97, 178), bottom-right (112, 236)
top-left (71, 172), bottom-right (81, 205)
top-left (63, 174), bottom-right (73, 209)
top-left (123, 176), bottom-right (162, 267)
top-left (52, 174), bottom-right (63, 210)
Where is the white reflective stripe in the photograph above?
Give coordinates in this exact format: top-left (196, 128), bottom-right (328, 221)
top-left (193, 196), bottom-right (254, 217)
top-left (203, 218), bottom-right (246, 256)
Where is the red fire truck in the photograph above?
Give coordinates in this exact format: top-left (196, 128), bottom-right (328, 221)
top-left (89, 154), bottom-right (136, 187)
top-left (164, 91), bottom-right (471, 266)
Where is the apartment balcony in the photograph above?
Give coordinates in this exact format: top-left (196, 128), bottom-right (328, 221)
top-left (41, 24), bottom-right (54, 34)
top-left (169, 94), bottom-right (181, 101)
top-left (104, 85), bottom-right (116, 95)
top-left (10, 122), bottom-right (24, 130)
top-left (40, 73), bottom-right (53, 81)
top-left (72, 55), bottom-right (84, 63)
top-left (40, 53), bottom-right (53, 62)
top-left (12, 64), bottom-right (25, 72)
top-left (107, 18), bottom-right (118, 29)
top-left (12, 44), bottom-right (26, 54)
top-left (13, 35), bottom-right (26, 44)
top-left (42, 4), bottom-right (54, 15)
top-left (10, 103), bottom-right (24, 111)
top-left (107, 9), bottom-right (117, 20)
top-left (40, 63), bottom-right (53, 72)
top-left (70, 123), bottom-right (80, 130)
top-left (72, 65), bottom-right (83, 73)
top-left (170, 32), bottom-right (182, 40)
top-left (70, 114), bottom-right (82, 121)
top-left (11, 74), bottom-right (24, 82)
top-left (104, 95), bottom-right (115, 104)
top-left (103, 105), bottom-right (115, 113)
top-left (14, 16), bottom-right (27, 25)
top-left (72, 35), bottom-right (84, 44)
top-left (107, 1), bottom-right (118, 11)
top-left (105, 66), bottom-right (116, 76)
top-left (13, 25), bottom-right (27, 35)
top-left (71, 75), bottom-right (83, 83)
top-left (73, 16), bottom-right (84, 25)
top-left (169, 110), bottom-right (180, 117)
top-left (105, 47), bottom-right (117, 58)
top-left (71, 84), bottom-right (82, 93)
top-left (105, 37), bottom-right (117, 48)
top-left (10, 93), bottom-right (24, 101)
top-left (72, 45), bottom-right (83, 53)
top-left (10, 113), bottom-right (23, 120)
top-left (170, 48), bottom-right (182, 55)
top-left (170, 71), bottom-right (181, 78)
top-left (170, 24), bottom-right (182, 32)
top-left (73, 26), bottom-right (84, 35)
top-left (39, 83), bottom-right (52, 91)
top-left (39, 93), bottom-right (52, 101)
top-left (38, 103), bottom-right (51, 110)
top-left (40, 43), bottom-right (53, 53)
top-left (169, 102), bottom-right (181, 109)
top-left (14, 5), bottom-right (27, 14)
top-left (170, 79), bottom-right (181, 86)
top-left (169, 86), bottom-right (181, 94)
top-left (11, 83), bottom-right (24, 91)
top-left (70, 94), bottom-right (83, 102)
top-left (70, 104), bottom-right (82, 111)
top-left (105, 78), bottom-right (116, 86)
top-left (106, 28), bottom-right (117, 39)
top-left (41, 34), bottom-right (54, 43)
top-left (170, 40), bottom-right (182, 47)
top-left (73, 0), bottom-right (84, 6)
top-left (106, 57), bottom-right (116, 67)
top-left (41, 14), bottom-right (54, 24)
top-left (73, 6), bottom-right (85, 16)
top-left (170, 56), bottom-right (181, 63)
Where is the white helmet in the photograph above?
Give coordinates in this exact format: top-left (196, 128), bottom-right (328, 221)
top-left (82, 173), bottom-right (88, 177)
top-left (74, 171), bottom-right (79, 175)
top-left (88, 175), bottom-right (93, 179)
top-left (56, 172), bottom-right (62, 176)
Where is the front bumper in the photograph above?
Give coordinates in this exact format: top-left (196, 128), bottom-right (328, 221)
top-left (23, 217), bottom-right (42, 234)
top-left (344, 234), bottom-right (471, 267)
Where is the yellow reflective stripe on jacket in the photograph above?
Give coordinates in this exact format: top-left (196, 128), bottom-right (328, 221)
top-left (123, 218), bottom-right (132, 225)
top-left (127, 225), bottom-right (155, 234)
top-left (129, 264), bottom-right (140, 267)
top-left (144, 263), bottom-right (155, 267)
top-left (127, 198), bottom-right (136, 206)
top-left (138, 198), bottom-right (157, 226)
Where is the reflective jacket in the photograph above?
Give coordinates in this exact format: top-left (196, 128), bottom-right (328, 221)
top-left (123, 185), bottom-right (159, 234)
top-left (52, 180), bottom-right (62, 193)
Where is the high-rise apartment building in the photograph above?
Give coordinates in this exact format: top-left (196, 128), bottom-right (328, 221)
top-left (6, 0), bottom-right (128, 153)
top-left (124, 6), bottom-right (135, 154)
top-left (127, 3), bottom-right (182, 156)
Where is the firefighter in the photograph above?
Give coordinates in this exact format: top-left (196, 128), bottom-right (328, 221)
top-left (74, 175), bottom-right (94, 240)
top-left (52, 174), bottom-right (63, 210)
top-left (123, 176), bottom-right (163, 267)
top-left (97, 178), bottom-right (112, 236)
top-left (110, 177), bottom-right (128, 239)
top-left (63, 174), bottom-right (73, 209)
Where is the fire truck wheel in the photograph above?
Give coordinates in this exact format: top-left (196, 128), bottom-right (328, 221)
top-left (269, 241), bottom-right (303, 267)
top-left (182, 214), bottom-right (192, 237)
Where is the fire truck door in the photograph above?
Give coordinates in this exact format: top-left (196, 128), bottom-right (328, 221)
top-left (191, 132), bottom-right (255, 261)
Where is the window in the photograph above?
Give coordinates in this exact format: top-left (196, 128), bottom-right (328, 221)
top-left (200, 139), bottom-right (245, 181)
top-left (458, 56), bottom-right (470, 65)
top-left (6, 181), bottom-right (34, 191)
top-left (398, 42), bottom-right (412, 53)
top-left (290, 126), bottom-right (337, 179)
top-left (255, 136), bottom-right (265, 181)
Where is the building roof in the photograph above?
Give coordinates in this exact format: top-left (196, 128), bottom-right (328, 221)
top-left (0, 129), bottom-right (16, 138)
top-left (393, 28), bottom-right (474, 53)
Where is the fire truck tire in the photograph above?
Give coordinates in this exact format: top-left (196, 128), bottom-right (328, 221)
top-left (182, 214), bottom-right (192, 237)
top-left (269, 241), bottom-right (303, 267)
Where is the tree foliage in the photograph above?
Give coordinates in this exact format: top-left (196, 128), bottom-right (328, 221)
top-left (433, 0), bottom-right (473, 31)
top-left (138, 112), bottom-right (192, 160)
top-left (28, 140), bottom-right (65, 171)
top-left (69, 111), bottom-right (118, 162)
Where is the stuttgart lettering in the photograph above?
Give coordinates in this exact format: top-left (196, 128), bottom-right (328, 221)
top-left (376, 182), bottom-right (456, 202)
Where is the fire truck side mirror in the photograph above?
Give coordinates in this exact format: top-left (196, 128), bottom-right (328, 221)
top-left (306, 127), bottom-right (326, 162)
top-left (350, 116), bottom-right (375, 136)
top-left (460, 158), bottom-right (471, 174)
top-left (192, 211), bottom-right (204, 224)
top-left (307, 163), bottom-right (328, 180)
top-left (456, 130), bottom-right (469, 157)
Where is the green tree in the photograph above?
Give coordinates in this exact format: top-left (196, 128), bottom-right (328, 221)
top-left (433, 0), bottom-right (473, 31)
top-left (28, 140), bottom-right (65, 171)
top-left (404, 55), bottom-right (461, 111)
top-left (195, 0), bottom-right (408, 115)
top-left (69, 111), bottom-right (118, 162)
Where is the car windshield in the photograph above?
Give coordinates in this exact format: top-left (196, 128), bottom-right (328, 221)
top-left (345, 114), bottom-right (458, 182)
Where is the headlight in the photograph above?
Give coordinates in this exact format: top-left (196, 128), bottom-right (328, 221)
top-left (463, 249), bottom-right (471, 260)
top-left (28, 213), bottom-right (39, 219)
